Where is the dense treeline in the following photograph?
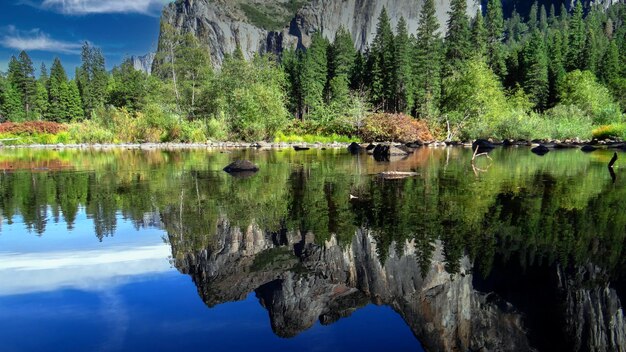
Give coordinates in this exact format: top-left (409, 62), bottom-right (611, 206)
top-left (0, 1), bottom-right (625, 142)
top-left (283, 0), bottom-right (626, 140)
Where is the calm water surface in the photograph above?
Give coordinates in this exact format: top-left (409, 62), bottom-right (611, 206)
top-left (0, 147), bottom-right (625, 352)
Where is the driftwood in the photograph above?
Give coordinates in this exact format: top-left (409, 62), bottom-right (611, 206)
top-left (609, 152), bottom-right (618, 184)
top-left (609, 152), bottom-right (618, 168)
top-left (471, 144), bottom-right (493, 162)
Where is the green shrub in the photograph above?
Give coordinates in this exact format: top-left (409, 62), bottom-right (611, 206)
top-left (592, 124), bottom-right (626, 140)
top-left (68, 121), bottom-right (114, 144)
top-left (273, 131), bottom-right (357, 143)
top-left (205, 116), bottom-right (228, 141)
top-left (559, 70), bottom-right (623, 125)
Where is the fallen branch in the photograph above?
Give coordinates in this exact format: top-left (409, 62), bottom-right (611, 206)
top-left (472, 144), bottom-right (493, 162)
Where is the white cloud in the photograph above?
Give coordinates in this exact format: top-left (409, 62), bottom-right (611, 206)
top-left (39, 0), bottom-right (171, 15)
top-left (0, 244), bottom-right (172, 296)
top-left (0, 26), bottom-right (83, 54)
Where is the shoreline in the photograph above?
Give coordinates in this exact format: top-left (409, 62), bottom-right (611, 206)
top-left (0, 139), bottom-right (623, 151)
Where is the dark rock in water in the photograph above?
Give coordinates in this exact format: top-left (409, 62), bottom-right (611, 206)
top-left (472, 139), bottom-right (496, 153)
top-left (554, 143), bottom-right (577, 149)
top-left (406, 140), bottom-right (424, 148)
top-left (223, 160), bottom-right (259, 175)
top-left (531, 145), bottom-right (550, 156)
top-left (347, 142), bottom-right (362, 154)
top-left (293, 146), bottom-right (310, 151)
top-left (366, 143), bottom-right (376, 151)
top-left (373, 144), bottom-right (389, 157)
top-left (581, 145), bottom-right (597, 153)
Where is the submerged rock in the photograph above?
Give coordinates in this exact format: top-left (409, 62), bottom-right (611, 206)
top-left (223, 160), bottom-right (259, 177)
top-left (581, 145), bottom-right (597, 153)
top-left (531, 145), bottom-right (551, 156)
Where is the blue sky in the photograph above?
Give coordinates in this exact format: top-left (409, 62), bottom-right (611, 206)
top-left (0, 0), bottom-right (172, 74)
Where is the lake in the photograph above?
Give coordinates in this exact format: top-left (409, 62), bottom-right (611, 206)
top-left (0, 146), bottom-right (624, 352)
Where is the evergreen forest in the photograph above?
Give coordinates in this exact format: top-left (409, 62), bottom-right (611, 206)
top-left (1, 0), bottom-right (626, 144)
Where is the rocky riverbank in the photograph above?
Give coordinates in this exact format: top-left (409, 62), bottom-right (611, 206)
top-left (1, 138), bottom-right (625, 153)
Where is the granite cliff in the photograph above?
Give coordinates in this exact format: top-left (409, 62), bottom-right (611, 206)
top-left (158, 0), bottom-right (480, 67)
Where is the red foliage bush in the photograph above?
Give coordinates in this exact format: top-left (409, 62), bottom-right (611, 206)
top-left (0, 121), bottom-right (67, 135)
top-left (360, 113), bottom-right (433, 142)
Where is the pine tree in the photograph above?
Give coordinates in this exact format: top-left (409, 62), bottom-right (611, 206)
top-left (394, 17), bottom-right (414, 113)
top-left (33, 81), bottom-right (49, 120)
top-left (522, 30), bottom-right (549, 110)
top-left (549, 4), bottom-right (557, 27)
top-left (328, 26), bottom-right (356, 79)
top-left (66, 80), bottom-right (84, 120)
top-left (506, 9), bottom-right (526, 45)
top-left (8, 52), bottom-right (37, 120)
top-left (301, 32), bottom-right (328, 117)
top-left (582, 26), bottom-right (600, 75)
top-left (444, 0), bottom-right (471, 77)
top-left (472, 9), bottom-right (487, 58)
top-left (539, 5), bottom-right (548, 33)
top-left (282, 48), bottom-right (304, 117)
top-left (370, 7), bottom-right (395, 111)
top-left (486, 0), bottom-right (507, 78)
top-left (600, 40), bottom-right (620, 84)
top-left (77, 42), bottom-right (107, 116)
top-left (328, 26), bottom-right (356, 106)
top-left (48, 58), bottom-right (69, 122)
top-left (528, 2), bottom-right (539, 31)
top-left (414, 0), bottom-right (442, 119)
top-left (0, 77), bottom-right (24, 121)
top-left (567, 1), bottom-right (585, 71)
top-left (547, 31), bottom-right (566, 106)
top-left (350, 50), bottom-right (365, 90)
top-left (39, 63), bottom-right (49, 85)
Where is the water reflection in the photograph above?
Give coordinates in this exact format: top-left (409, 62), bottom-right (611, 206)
top-left (1, 147), bottom-right (625, 351)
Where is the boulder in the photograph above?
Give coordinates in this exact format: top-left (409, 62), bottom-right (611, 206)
top-left (531, 145), bottom-right (550, 156)
top-left (472, 139), bottom-right (496, 153)
top-left (389, 146), bottom-right (409, 156)
top-left (347, 142), bottom-right (362, 154)
top-left (581, 145), bottom-right (597, 153)
top-left (223, 160), bottom-right (259, 177)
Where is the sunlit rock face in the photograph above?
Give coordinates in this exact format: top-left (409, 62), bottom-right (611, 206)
top-left (559, 264), bottom-right (626, 352)
top-left (158, 0), bottom-right (479, 67)
top-left (170, 218), bottom-right (534, 351)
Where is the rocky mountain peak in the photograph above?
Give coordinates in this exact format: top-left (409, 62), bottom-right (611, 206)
top-left (158, 0), bottom-right (480, 67)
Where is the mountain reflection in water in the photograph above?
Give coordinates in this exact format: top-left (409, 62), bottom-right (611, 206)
top-left (0, 147), bottom-right (625, 351)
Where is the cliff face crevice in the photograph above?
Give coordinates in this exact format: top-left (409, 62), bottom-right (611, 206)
top-left (158, 0), bottom-right (480, 67)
